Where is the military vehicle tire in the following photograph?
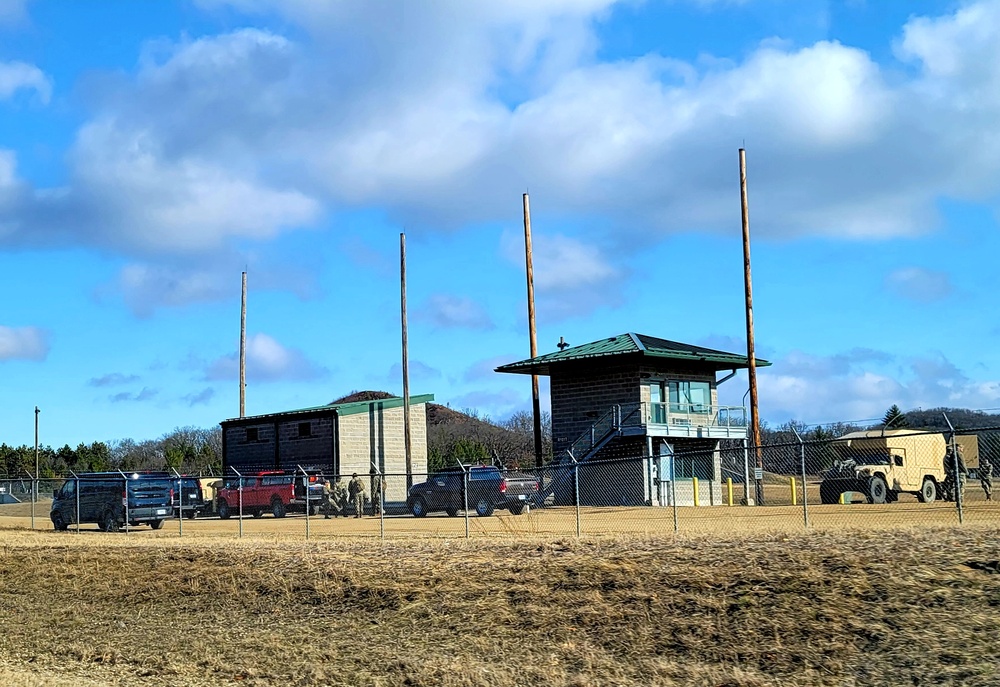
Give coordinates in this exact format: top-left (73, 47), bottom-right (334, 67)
top-left (868, 475), bottom-right (888, 504)
top-left (217, 501), bottom-right (231, 520)
top-left (820, 482), bottom-right (841, 504)
top-left (918, 478), bottom-right (937, 503)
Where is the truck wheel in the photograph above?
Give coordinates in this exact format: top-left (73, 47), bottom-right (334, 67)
top-left (101, 510), bottom-right (120, 532)
top-left (52, 512), bottom-right (68, 531)
top-left (868, 475), bottom-right (888, 504)
top-left (445, 506), bottom-right (459, 517)
top-left (186, 510), bottom-right (197, 520)
top-left (272, 500), bottom-right (287, 518)
top-left (918, 478), bottom-right (937, 504)
top-left (509, 503), bottom-right (525, 515)
top-left (819, 482), bottom-right (840, 505)
top-left (149, 519), bottom-right (163, 530)
top-left (475, 499), bottom-right (494, 517)
top-left (218, 501), bottom-right (231, 520)
top-left (410, 497), bottom-right (428, 518)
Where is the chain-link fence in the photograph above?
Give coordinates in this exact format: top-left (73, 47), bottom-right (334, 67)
top-left (2, 424), bottom-right (998, 539)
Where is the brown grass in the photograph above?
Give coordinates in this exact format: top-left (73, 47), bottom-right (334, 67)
top-left (1, 527), bottom-right (1000, 686)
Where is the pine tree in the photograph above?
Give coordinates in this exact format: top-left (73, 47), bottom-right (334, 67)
top-left (882, 404), bottom-right (910, 429)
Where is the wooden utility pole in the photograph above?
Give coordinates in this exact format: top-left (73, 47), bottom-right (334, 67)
top-left (523, 193), bottom-right (543, 469)
top-left (401, 233), bottom-right (413, 488)
top-left (239, 271), bottom-right (247, 418)
top-left (739, 148), bottom-right (764, 505)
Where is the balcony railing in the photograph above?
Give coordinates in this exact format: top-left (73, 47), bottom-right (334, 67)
top-left (646, 402), bottom-right (747, 430)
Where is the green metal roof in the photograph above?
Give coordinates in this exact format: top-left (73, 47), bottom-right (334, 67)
top-left (221, 394), bottom-right (434, 425)
top-left (495, 333), bottom-right (770, 376)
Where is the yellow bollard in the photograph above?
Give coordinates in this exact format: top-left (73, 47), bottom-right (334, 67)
top-left (726, 477), bottom-right (733, 506)
top-left (790, 477), bottom-right (797, 506)
top-left (692, 477), bottom-right (700, 507)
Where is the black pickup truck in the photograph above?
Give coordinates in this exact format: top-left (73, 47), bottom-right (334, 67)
top-left (407, 465), bottom-right (539, 517)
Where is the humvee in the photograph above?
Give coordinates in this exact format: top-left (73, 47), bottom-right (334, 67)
top-left (819, 430), bottom-right (978, 505)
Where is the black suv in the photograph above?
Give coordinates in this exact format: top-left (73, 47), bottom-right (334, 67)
top-left (171, 476), bottom-right (211, 519)
top-left (50, 472), bottom-right (174, 532)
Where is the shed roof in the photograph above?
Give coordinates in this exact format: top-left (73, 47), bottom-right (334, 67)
top-left (221, 394), bottom-right (434, 425)
top-left (495, 333), bottom-right (770, 376)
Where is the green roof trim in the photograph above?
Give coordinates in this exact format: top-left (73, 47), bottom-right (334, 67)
top-left (495, 333), bottom-right (771, 376)
top-left (221, 394), bottom-right (434, 424)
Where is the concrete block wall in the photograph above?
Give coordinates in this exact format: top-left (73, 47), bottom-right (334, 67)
top-left (337, 402), bottom-right (428, 502)
top-left (224, 423), bottom-right (277, 470)
top-left (276, 415), bottom-right (335, 470)
top-left (551, 362), bottom-right (642, 457)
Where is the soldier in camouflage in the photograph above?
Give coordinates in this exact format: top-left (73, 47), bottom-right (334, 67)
top-left (348, 473), bottom-right (365, 518)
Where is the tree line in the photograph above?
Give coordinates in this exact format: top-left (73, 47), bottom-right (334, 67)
top-left (0, 426), bottom-right (222, 478)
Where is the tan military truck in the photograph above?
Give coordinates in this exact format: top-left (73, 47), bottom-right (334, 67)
top-left (819, 430), bottom-right (978, 504)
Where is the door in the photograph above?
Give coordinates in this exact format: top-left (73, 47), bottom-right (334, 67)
top-left (649, 384), bottom-right (666, 424)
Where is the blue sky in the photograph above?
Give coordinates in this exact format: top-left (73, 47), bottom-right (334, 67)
top-left (3, 0), bottom-right (1000, 448)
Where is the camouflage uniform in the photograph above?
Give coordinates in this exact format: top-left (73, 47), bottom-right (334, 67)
top-left (331, 477), bottom-right (348, 517)
top-left (980, 454), bottom-right (993, 501)
top-left (371, 474), bottom-right (385, 515)
top-left (321, 480), bottom-right (332, 519)
top-left (348, 473), bottom-right (365, 518)
top-left (942, 444), bottom-right (968, 502)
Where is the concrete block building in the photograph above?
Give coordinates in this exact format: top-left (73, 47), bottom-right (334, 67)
top-left (220, 394), bottom-right (432, 503)
top-left (496, 333), bottom-right (769, 506)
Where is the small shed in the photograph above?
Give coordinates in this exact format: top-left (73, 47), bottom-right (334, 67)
top-left (220, 394), bottom-right (432, 503)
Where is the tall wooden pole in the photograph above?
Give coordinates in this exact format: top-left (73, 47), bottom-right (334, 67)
top-left (239, 271), bottom-right (247, 418)
top-left (739, 148), bottom-right (763, 505)
top-left (401, 233), bottom-right (413, 488)
top-left (523, 193), bottom-right (543, 469)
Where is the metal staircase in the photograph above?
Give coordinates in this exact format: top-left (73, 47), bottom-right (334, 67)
top-left (538, 403), bottom-right (645, 502)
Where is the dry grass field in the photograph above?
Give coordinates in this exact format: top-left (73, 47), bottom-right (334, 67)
top-left (2, 522), bottom-right (1000, 686)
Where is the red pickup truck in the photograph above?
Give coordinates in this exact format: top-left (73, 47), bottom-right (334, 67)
top-left (216, 471), bottom-right (324, 519)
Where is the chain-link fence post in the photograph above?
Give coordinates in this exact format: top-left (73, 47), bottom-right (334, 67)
top-left (26, 470), bottom-right (35, 531)
top-left (297, 465), bottom-right (311, 541)
top-left (171, 468), bottom-right (184, 537)
top-left (371, 462), bottom-right (384, 541)
top-left (791, 426), bottom-right (810, 529)
top-left (231, 466), bottom-right (244, 539)
top-left (742, 438), bottom-right (752, 505)
top-left (117, 470), bottom-right (129, 535)
top-left (943, 413), bottom-right (964, 524)
top-left (570, 453), bottom-right (580, 538)
top-left (669, 445), bottom-right (678, 532)
top-left (459, 461), bottom-right (469, 539)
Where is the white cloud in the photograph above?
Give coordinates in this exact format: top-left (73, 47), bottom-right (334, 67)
top-left (502, 231), bottom-right (624, 320)
top-left (105, 258), bottom-right (319, 318)
top-left (204, 333), bottom-right (327, 383)
top-left (0, 0), bottom-right (30, 25)
top-left (387, 360), bottom-right (442, 382)
top-left (0, 60), bottom-right (50, 102)
top-left (5, 1), bottom-right (1000, 264)
top-left (0, 325), bottom-right (49, 361)
top-left (758, 349), bottom-right (1000, 425)
top-left (885, 267), bottom-right (953, 302)
top-left (415, 294), bottom-right (494, 331)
